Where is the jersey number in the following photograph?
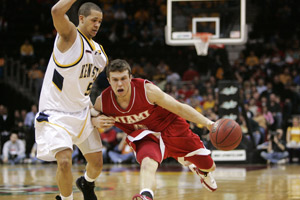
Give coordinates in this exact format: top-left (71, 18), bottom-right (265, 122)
top-left (84, 82), bottom-right (93, 96)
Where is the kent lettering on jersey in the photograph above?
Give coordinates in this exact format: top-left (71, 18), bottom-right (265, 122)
top-left (79, 63), bottom-right (100, 80)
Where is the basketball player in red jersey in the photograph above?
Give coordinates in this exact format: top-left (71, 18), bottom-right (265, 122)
top-left (92, 59), bottom-right (217, 200)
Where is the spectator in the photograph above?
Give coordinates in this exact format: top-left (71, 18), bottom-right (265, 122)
top-left (0, 105), bottom-right (13, 154)
top-left (239, 114), bottom-right (262, 146)
top-left (268, 93), bottom-right (283, 129)
top-left (292, 69), bottom-right (300, 85)
top-left (262, 105), bottom-right (275, 131)
top-left (100, 127), bottom-right (119, 163)
top-left (31, 24), bottom-right (45, 43)
top-left (28, 62), bottom-right (44, 96)
top-left (166, 69), bottom-right (181, 85)
top-left (245, 51), bottom-right (259, 68)
top-left (114, 7), bottom-right (127, 21)
top-left (286, 116), bottom-right (300, 163)
top-left (256, 78), bottom-right (267, 95)
top-left (203, 94), bottom-right (215, 111)
top-left (1, 132), bottom-right (25, 164)
top-left (253, 107), bottom-right (267, 142)
top-left (182, 65), bottom-right (200, 81)
top-left (24, 104), bottom-right (37, 159)
top-left (0, 51), bottom-right (5, 79)
top-left (108, 132), bottom-right (135, 164)
top-left (20, 39), bottom-right (34, 67)
top-left (248, 98), bottom-right (258, 117)
top-left (279, 67), bottom-right (292, 85)
top-left (13, 109), bottom-right (25, 139)
top-left (260, 129), bottom-right (289, 164)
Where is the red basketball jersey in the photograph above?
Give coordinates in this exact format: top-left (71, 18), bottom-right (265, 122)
top-left (101, 78), bottom-right (208, 159)
top-left (101, 78), bottom-right (188, 134)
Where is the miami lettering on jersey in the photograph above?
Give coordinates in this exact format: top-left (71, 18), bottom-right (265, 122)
top-left (114, 110), bottom-right (150, 124)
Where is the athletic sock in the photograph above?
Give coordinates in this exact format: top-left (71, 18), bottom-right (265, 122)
top-left (60, 193), bottom-right (73, 200)
top-left (84, 172), bottom-right (96, 182)
top-left (140, 188), bottom-right (154, 199)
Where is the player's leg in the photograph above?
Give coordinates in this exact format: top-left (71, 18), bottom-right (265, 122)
top-left (140, 157), bottom-right (158, 193)
top-left (183, 154), bottom-right (217, 192)
top-left (162, 118), bottom-right (217, 192)
top-left (76, 128), bottom-right (103, 200)
top-left (55, 148), bottom-right (74, 200)
top-left (184, 154), bottom-right (215, 172)
top-left (35, 113), bottom-right (75, 200)
top-left (84, 151), bottom-right (103, 180)
top-left (133, 135), bottom-right (161, 200)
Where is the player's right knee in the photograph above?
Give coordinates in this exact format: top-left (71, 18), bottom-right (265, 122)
top-left (184, 155), bottom-right (214, 171)
top-left (57, 158), bottom-right (72, 171)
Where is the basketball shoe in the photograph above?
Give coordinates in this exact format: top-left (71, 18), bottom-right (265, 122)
top-left (189, 164), bottom-right (217, 192)
top-left (76, 176), bottom-right (97, 200)
top-left (132, 194), bottom-right (153, 200)
top-left (55, 195), bottom-right (61, 200)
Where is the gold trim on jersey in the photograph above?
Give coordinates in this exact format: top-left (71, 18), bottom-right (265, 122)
top-left (52, 81), bottom-right (62, 92)
top-left (52, 34), bottom-right (84, 68)
top-left (77, 29), bottom-right (96, 50)
top-left (99, 44), bottom-right (109, 66)
top-left (37, 121), bottom-right (72, 136)
top-left (37, 112), bottom-right (89, 138)
top-left (77, 111), bottom-right (89, 138)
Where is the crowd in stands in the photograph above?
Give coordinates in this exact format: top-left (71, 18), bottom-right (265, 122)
top-left (0, 0), bottom-right (300, 165)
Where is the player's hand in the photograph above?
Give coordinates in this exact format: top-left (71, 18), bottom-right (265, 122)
top-left (92, 114), bottom-right (115, 129)
top-left (207, 121), bottom-right (214, 132)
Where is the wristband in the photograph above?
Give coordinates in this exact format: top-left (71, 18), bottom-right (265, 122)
top-left (90, 107), bottom-right (100, 117)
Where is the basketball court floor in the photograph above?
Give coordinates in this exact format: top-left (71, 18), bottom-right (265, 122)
top-left (0, 163), bottom-right (299, 200)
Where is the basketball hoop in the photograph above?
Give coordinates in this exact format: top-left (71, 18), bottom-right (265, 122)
top-left (192, 32), bottom-right (213, 56)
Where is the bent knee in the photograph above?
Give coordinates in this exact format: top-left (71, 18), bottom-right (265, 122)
top-left (141, 157), bottom-right (158, 171)
top-left (91, 158), bottom-right (103, 170)
top-left (86, 153), bottom-right (103, 170)
top-left (57, 158), bottom-right (72, 171)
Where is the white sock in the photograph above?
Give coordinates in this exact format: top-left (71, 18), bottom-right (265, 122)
top-left (60, 193), bottom-right (73, 200)
top-left (84, 171), bottom-right (96, 182)
top-left (140, 188), bottom-right (154, 198)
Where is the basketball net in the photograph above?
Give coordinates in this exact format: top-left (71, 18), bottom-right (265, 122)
top-left (192, 32), bottom-right (213, 56)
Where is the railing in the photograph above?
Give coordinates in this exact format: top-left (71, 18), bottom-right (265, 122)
top-left (3, 58), bottom-right (36, 103)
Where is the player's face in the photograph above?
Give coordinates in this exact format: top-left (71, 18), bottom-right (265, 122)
top-left (108, 71), bottom-right (132, 98)
top-left (82, 9), bottom-right (103, 38)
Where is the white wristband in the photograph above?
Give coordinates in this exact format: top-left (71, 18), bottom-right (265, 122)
top-left (90, 107), bottom-right (100, 117)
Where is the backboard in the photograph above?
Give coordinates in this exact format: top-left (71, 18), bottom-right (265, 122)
top-left (165, 0), bottom-right (247, 47)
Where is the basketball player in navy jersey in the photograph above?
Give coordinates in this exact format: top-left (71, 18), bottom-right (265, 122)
top-left (34, 1), bottom-right (113, 200)
top-left (92, 59), bottom-right (217, 200)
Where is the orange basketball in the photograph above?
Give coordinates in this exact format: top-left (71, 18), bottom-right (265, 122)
top-left (209, 118), bottom-right (242, 151)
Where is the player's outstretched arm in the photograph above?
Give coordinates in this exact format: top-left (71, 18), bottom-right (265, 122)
top-left (146, 83), bottom-right (213, 130)
top-left (91, 95), bottom-right (115, 129)
top-left (51, 0), bottom-right (77, 51)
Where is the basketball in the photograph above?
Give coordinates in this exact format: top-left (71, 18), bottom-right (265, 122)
top-left (209, 118), bottom-right (242, 151)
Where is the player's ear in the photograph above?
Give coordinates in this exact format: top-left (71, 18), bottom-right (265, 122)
top-left (78, 15), bottom-right (84, 24)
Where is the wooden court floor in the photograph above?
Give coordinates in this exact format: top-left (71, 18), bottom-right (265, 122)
top-left (0, 163), bottom-right (299, 200)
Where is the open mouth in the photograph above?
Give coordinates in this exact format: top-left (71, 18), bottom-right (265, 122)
top-left (117, 89), bottom-right (124, 93)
